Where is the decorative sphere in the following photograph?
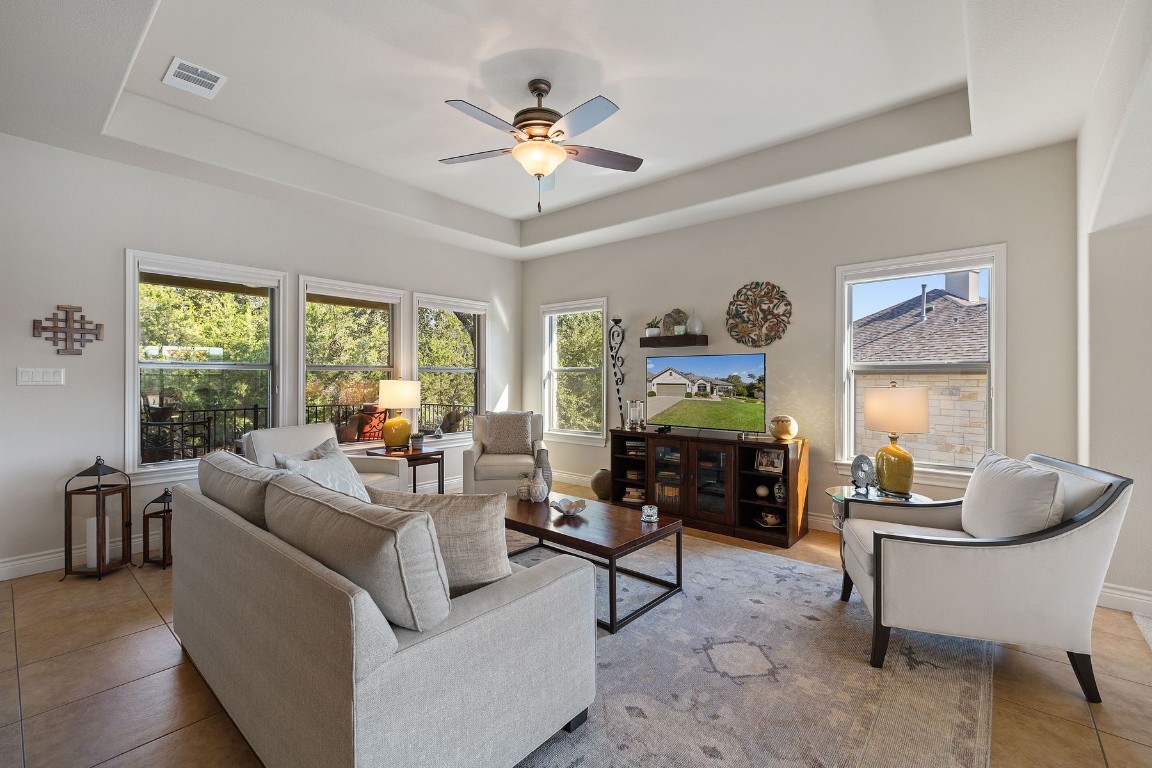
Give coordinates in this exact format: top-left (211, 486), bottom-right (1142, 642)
top-left (769, 415), bottom-right (798, 439)
top-left (755, 484), bottom-right (770, 498)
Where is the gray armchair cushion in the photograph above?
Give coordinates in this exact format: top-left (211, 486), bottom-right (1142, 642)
top-left (474, 452), bottom-right (535, 480)
top-left (197, 450), bottom-right (287, 529)
top-left (842, 518), bottom-right (972, 576)
top-left (483, 411), bottom-right (533, 455)
top-left (961, 451), bottom-right (1065, 538)
top-left (276, 438), bottom-right (370, 502)
top-left (265, 474), bottom-right (451, 631)
top-left (368, 489), bottom-right (512, 597)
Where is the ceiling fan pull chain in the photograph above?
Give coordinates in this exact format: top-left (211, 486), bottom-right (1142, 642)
top-left (536, 174), bottom-right (543, 213)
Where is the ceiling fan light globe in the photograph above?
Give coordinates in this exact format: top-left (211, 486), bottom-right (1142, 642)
top-left (511, 140), bottom-right (567, 177)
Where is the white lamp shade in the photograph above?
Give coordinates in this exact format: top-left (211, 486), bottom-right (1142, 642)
top-left (511, 140), bottom-right (568, 177)
top-left (378, 379), bottom-right (421, 409)
top-left (863, 385), bottom-right (929, 434)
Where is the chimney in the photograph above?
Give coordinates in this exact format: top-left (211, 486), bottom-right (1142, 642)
top-left (945, 270), bottom-right (980, 301)
top-left (920, 283), bottom-right (928, 323)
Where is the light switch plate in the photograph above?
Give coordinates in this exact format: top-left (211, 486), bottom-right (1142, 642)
top-left (17, 368), bottom-right (65, 385)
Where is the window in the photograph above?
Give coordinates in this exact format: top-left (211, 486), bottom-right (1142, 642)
top-left (836, 245), bottom-right (1005, 477)
top-left (301, 277), bottom-right (402, 444)
top-left (127, 250), bottom-right (283, 475)
top-left (414, 294), bottom-right (486, 436)
top-left (542, 299), bottom-right (606, 444)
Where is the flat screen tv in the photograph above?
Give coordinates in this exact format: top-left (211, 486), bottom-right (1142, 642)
top-left (645, 353), bottom-right (766, 433)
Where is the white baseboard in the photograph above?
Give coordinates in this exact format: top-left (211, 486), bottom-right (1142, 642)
top-left (1098, 582), bottom-right (1152, 615)
top-left (0, 531), bottom-right (163, 582)
top-left (551, 470), bottom-right (593, 486)
top-left (414, 475), bottom-right (464, 494)
top-left (809, 512), bottom-right (838, 533)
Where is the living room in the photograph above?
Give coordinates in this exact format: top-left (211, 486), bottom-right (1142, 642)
top-left (2, 1), bottom-right (1152, 766)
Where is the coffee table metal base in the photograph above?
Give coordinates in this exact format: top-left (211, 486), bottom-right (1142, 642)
top-left (509, 530), bottom-right (683, 633)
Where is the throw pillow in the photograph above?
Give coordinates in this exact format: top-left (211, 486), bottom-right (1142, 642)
top-left (961, 451), bottom-right (1065, 538)
top-left (265, 474), bottom-right (451, 631)
top-left (197, 450), bottom-right (288, 529)
top-left (484, 411), bottom-right (533, 455)
top-left (368, 489), bottom-right (511, 597)
top-left (275, 438), bottom-right (370, 502)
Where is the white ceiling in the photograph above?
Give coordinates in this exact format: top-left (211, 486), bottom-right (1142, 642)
top-left (0, 0), bottom-right (1133, 257)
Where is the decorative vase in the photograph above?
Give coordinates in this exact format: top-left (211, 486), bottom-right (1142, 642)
top-left (534, 448), bottom-right (552, 493)
top-left (686, 312), bottom-right (704, 335)
top-left (645, 327), bottom-right (660, 338)
top-left (528, 468), bottom-right (549, 503)
top-left (769, 415), bottom-right (799, 439)
top-left (590, 468), bottom-right (612, 500)
top-left (517, 475), bottom-right (532, 501)
top-left (673, 324), bottom-right (686, 335)
top-left (755, 484), bottom-right (769, 498)
top-left (773, 478), bottom-right (787, 504)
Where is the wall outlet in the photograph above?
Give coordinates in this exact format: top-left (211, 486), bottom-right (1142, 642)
top-left (17, 368), bottom-right (65, 385)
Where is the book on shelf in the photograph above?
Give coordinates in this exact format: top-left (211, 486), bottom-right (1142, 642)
top-left (625, 469), bottom-right (644, 481)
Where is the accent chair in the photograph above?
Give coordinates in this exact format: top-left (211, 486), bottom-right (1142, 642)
top-left (242, 423), bottom-right (409, 492)
top-left (840, 452), bottom-right (1133, 702)
top-left (463, 412), bottom-right (548, 494)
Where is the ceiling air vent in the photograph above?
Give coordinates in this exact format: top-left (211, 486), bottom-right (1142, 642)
top-left (161, 57), bottom-right (227, 100)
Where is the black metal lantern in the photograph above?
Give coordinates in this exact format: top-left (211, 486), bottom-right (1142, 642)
top-left (141, 488), bottom-right (173, 569)
top-left (64, 456), bottom-right (132, 579)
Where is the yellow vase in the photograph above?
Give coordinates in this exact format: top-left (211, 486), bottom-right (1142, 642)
top-left (382, 415), bottom-right (412, 448)
top-left (875, 433), bottom-right (914, 497)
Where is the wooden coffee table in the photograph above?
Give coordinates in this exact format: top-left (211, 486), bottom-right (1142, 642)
top-left (505, 493), bottom-right (683, 633)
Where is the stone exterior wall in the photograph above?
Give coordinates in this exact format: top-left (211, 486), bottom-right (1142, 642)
top-left (853, 371), bottom-right (988, 468)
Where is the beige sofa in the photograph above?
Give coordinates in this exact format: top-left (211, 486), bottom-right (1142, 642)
top-left (173, 455), bottom-right (596, 768)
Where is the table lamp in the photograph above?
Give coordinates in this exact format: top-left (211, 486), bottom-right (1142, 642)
top-left (378, 379), bottom-right (421, 449)
top-left (863, 382), bottom-right (929, 498)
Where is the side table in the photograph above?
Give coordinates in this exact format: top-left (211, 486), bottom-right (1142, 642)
top-left (367, 447), bottom-right (445, 493)
top-left (825, 485), bottom-right (934, 531)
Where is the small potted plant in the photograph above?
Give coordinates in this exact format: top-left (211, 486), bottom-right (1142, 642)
top-left (645, 317), bottom-right (662, 337)
top-left (409, 430), bottom-right (427, 451)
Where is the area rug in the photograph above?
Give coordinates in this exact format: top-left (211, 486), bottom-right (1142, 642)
top-left (1135, 613), bottom-right (1152, 652)
top-left (510, 533), bottom-right (992, 768)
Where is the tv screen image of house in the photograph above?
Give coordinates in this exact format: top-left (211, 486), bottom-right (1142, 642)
top-left (645, 353), bottom-right (767, 433)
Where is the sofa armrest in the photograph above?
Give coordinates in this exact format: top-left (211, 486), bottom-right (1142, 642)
top-left (533, 438), bottom-right (548, 455)
top-left (462, 442), bottom-right (482, 493)
top-left (356, 555), bottom-right (596, 767)
top-left (844, 498), bottom-right (963, 529)
top-left (347, 454), bottom-right (407, 478)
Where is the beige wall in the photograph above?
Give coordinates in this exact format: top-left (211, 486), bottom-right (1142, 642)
top-left (523, 143), bottom-right (1079, 514)
top-left (0, 132), bottom-right (521, 575)
top-left (1089, 219), bottom-right (1152, 598)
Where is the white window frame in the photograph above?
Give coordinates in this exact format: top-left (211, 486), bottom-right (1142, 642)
top-left (834, 243), bottom-right (1006, 488)
top-left (299, 275), bottom-right (405, 448)
top-left (412, 293), bottom-right (487, 446)
top-left (125, 249), bottom-right (285, 482)
top-left (541, 298), bottom-right (608, 446)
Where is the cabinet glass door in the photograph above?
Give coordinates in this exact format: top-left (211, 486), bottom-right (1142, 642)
top-left (693, 446), bottom-right (728, 518)
top-left (652, 442), bottom-right (683, 513)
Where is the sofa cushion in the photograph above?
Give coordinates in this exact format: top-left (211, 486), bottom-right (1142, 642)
top-left (474, 452), bottom-right (535, 480)
top-left (275, 437), bottom-right (369, 502)
top-left (483, 411), bottom-right (533, 455)
top-left (197, 450), bottom-right (288, 529)
top-left (368, 489), bottom-right (511, 597)
top-left (357, 471), bottom-right (404, 492)
top-left (842, 518), bottom-right (973, 576)
top-left (265, 474), bottom-right (451, 631)
top-left (962, 451), bottom-right (1065, 538)
top-left (1026, 459), bottom-right (1109, 522)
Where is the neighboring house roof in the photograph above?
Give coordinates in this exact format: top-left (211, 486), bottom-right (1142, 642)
top-left (852, 289), bottom-right (988, 363)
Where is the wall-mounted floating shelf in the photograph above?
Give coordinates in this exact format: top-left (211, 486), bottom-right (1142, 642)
top-left (639, 334), bottom-right (709, 348)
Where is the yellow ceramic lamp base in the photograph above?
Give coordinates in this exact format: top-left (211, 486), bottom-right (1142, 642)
top-left (875, 433), bottom-right (914, 498)
top-left (382, 415), bottom-right (412, 448)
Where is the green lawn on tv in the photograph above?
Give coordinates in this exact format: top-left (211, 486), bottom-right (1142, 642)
top-left (648, 398), bottom-right (764, 431)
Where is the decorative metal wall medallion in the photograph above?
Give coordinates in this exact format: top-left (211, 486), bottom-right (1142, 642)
top-left (725, 282), bottom-right (792, 347)
top-left (33, 304), bottom-right (104, 355)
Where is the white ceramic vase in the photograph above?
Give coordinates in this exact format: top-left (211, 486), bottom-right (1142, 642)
top-left (528, 468), bottom-right (549, 503)
top-left (686, 312), bottom-right (704, 335)
top-left (517, 475), bottom-right (532, 501)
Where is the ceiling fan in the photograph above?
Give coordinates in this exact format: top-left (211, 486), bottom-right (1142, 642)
top-left (439, 78), bottom-right (643, 211)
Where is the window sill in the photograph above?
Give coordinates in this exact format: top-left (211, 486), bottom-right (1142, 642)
top-left (832, 460), bottom-right (972, 490)
top-left (129, 460), bottom-right (199, 486)
top-left (544, 430), bottom-right (606, 447)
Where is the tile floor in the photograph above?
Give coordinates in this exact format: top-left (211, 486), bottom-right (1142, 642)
top-left (0, 482), bottom-right (1146, 767)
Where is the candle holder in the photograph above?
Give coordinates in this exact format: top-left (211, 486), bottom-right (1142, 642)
top-left (141, 488), bottom-right (173, 569)
top-left (63, 456), bottom-right (132, 579)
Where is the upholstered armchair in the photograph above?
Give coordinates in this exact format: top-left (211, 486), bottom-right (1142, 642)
top-left (840, 452), bottom-right (1133, 702)
top-left (463, 412), bottom-right (549, 494)
top-left (241, 423), bottom-right (409, 492)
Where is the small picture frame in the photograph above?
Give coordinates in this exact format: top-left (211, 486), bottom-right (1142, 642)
top-left (755, 447), bottom-right (785, 474)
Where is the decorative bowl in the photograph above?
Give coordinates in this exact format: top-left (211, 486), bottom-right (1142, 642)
top-left (550, 498), bottom-right (587, 517)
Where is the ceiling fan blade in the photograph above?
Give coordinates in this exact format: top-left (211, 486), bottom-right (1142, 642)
top-left (564, 145), bottom-right (643, 172)
top-left (439, 148), bottom-right (512, 164)
top-left (549, 95), bottom-right (618, 140)
top-left (445, 100), bottom-right (527, 140)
